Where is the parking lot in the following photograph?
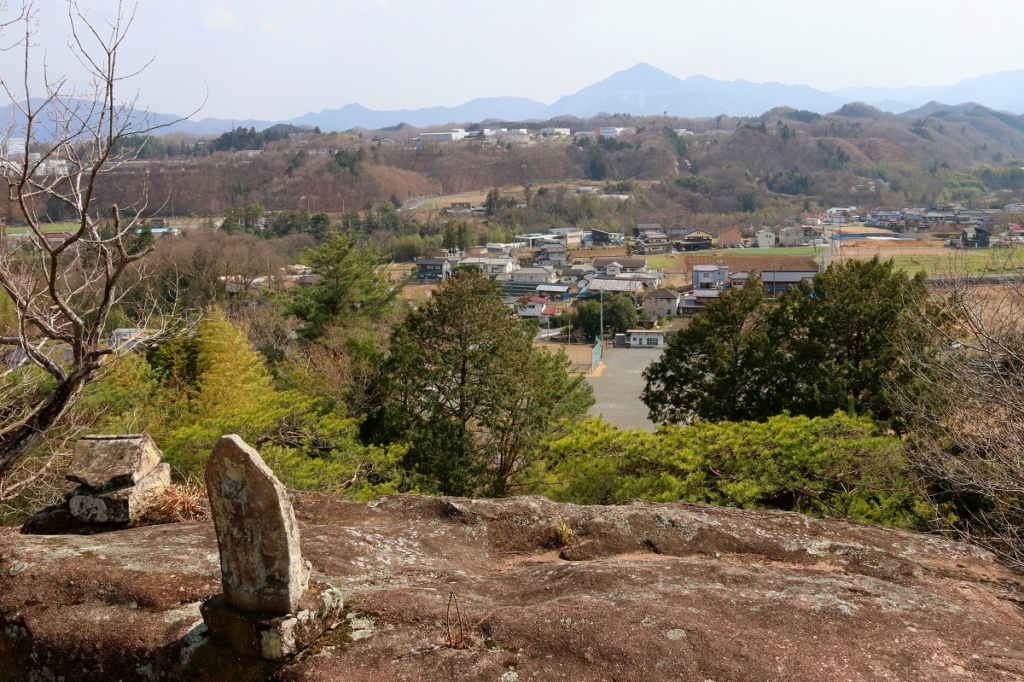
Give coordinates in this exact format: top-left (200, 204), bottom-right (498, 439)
top-left (587, 346), bottom-right (664, 431)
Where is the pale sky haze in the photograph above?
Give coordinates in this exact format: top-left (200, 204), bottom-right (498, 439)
top-left (10, 0), bottom-right (1024, 120)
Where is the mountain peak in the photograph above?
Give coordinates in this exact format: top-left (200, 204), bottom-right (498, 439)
top-left (576, 63), bottom-right (688, 96)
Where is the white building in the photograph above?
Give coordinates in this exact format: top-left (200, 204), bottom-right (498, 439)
top-left (756, 229), bottom-right (777, 248)
top-left (513, 233), bottom-right (561, 248)
top-left (511, 266), bottom-right (558, 284)
top-left (417, 129), bottom-right (468, 143)
top-left (520, 296), bottom-right (558, 319)
top-left (540, 128), bottom-right (571, 137)
top-left (497, 130), bottom-right (531, 145)
top-left (628, 329), bottom-right (667, 348)
top-left (458, 256), bottom-right (519, 280)
top-left (548, 227), bottom-right (585, 245)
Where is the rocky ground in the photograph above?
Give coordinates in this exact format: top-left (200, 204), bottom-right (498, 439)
top-left (2, 494), bottom-right (1024, 681)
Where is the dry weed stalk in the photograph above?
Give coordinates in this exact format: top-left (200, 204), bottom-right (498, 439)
top-left (897, 252), bottom-right (1024, 570)
top-left (444, 591), bottom-right (469, 650)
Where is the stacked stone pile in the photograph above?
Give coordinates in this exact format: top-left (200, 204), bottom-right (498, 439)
top-left (64, 435), bottom-right (170, 525)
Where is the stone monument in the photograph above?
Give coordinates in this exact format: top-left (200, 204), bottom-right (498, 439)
top-left (65, 435), bottom-right (171, 525)
top-left (200, 435), bottom-right (342, 661)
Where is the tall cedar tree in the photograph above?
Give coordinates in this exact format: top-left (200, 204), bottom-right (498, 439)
top-left (365, 270), bottom-right (594, 496)
top-left (287, 232), bottom-right (395, 341)
top-left (643, 257), bottom-right (928, 425)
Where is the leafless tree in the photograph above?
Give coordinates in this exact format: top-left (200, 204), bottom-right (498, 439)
top-left (896, 252), bottom-right (1024, 570)
top-left (0, 1), bottom-right (194, 476)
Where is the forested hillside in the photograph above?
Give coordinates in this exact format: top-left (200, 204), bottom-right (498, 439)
top-left (10, 103), bottom-right (1021, 223)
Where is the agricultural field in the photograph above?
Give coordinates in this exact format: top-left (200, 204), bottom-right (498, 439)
top-left (836, 239), bottom-right (1023, 276)
top-left (3, 222), bottom-right (83, 235)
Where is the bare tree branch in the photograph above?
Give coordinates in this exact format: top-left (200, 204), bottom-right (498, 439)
top-left (0, 1), bottom-right (196, 477)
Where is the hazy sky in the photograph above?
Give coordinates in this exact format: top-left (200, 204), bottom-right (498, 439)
top-left (10, 0), bottom-right (1024, 120)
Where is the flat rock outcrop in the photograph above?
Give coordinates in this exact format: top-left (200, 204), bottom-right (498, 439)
top-left (2, 494), bottom-right (1024, 681)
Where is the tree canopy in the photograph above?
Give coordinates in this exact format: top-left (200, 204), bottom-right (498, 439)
top-left (286, 232), bottom-right (395, 341)
top-left (538, 414), bottom-right (931, 528)
top-left (643, 258), bottom-right (929, 425)
top-left (364, 271), bottom-right (593, 496)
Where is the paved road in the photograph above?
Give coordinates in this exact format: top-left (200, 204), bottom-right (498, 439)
top-left (587, 346), bottom-right (664, 432)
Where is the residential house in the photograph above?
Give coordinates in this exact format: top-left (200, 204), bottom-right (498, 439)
top-left (593, 257), bottom-right (649, 276)
top-left (416, 257), bottom-right (452, 281)
top-left (778, 226), bottom-right (806, 247)
top-left (520, 296), bottom-right (558, 319)
top-left (800, 212), bottom-right (823, 227)
top-left (645, 289), bottom-right (682, 317)
top-left (961, 227), bottom-right (990, 249)
top-left (634, 235), bottom-right (671, 255)
top-left (591, 228), bottom-right (623, 246)
top-left (718, 228), bottom-right (744, 247)
top-left (956, 210), bottom-right (985, 225)
top-left (485, 242), bottom-right (518, 257)
top-left (628, 329), bottom-right (667, 348)
top-left (512, 233), bottom-right (561, 248)
top-left (665, 224), bottom-right (690, 240)
top-left (582, 278), bottom-right (646, 296)
top-left (759, 270), bottom-right (818, 298)
top-left (692, 264), bottom-right (729, 290)
top-left (459, 256), bottom-right (519, 280)
top-left (535, 243), bottom-right (569, 267)
top-left (634, 223), bottom-right (663, 238)
top-left (536, 283), bottom-right (571, 301)
top-left (756, 229), bottom-right (777, 248)
top-left (558, 266), bottom-right (591, 288)
top-left (690, 264), bottom-right (729, 304)
top-left (511, 266), bottom-right (559, 284)
top-left (634, 232), bottom-right (671, 255)
top-left (673, 228), bottom-right (714, 251)
top-left (548, 227), bottom-right (585, 245)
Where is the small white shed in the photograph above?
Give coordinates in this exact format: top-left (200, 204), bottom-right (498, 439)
top-left (628, 329), bottom-right (667, 348)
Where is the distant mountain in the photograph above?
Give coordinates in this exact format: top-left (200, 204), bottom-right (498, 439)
top-left (7, 64), bottom-right (1024, 137)
top-left (289, 97), bottom-right (549, 132)
top-left (0, 100), bottom-right (276, 139)
top-left (833, 70), bottom-right (1024, 114)
top-left (901, 101), bottom-right (986, 117)
top-left (545, 63), bottom-right (848, 118)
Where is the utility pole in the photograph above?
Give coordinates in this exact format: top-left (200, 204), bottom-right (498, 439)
top-left (599, 289), bottom-right (604, 347)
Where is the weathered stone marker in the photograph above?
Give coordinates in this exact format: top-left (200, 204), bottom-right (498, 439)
top-left (205, 434), bottom-right (310, 613)
top-left (200, 434), bottom-right (342, 661)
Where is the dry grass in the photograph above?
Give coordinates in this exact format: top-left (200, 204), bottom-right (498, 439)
top-left (401, 283), bottom-right (438, 302)
top-left (138, 480), bottom-right (211, 525)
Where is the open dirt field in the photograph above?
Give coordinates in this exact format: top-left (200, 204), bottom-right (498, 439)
top-left (572, 246), bottom-right (628, 259)
top-left (533, 341), bottom-right (596, 372)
